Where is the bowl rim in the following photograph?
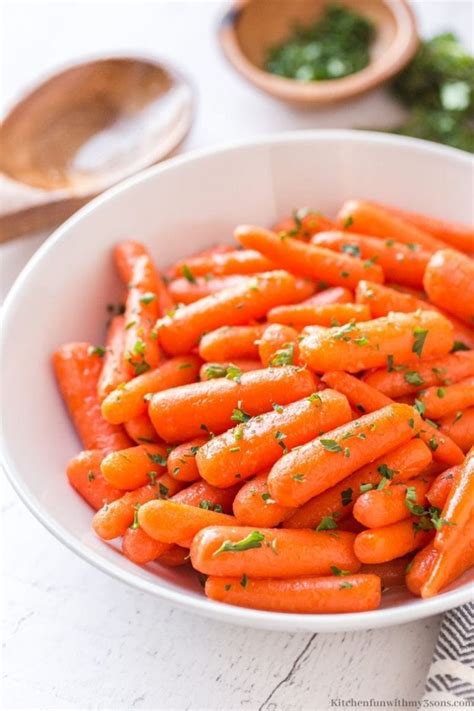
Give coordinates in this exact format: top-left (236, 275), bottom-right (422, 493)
top-left (1, 130), bottom-right (473, 632)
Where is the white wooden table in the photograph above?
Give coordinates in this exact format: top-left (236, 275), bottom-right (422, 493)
top-left (1, 2), bottom-right (472, 708)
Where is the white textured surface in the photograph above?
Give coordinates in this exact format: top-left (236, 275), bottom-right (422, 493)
top-left (1, 1), bottom-right (471, 709)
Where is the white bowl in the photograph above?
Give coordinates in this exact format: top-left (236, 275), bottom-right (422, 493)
top-left (1, 131), bottom-right (473, 632)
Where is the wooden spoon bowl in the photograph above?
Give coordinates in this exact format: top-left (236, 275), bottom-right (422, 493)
top-left (219, 0), bottom-right (418, 106)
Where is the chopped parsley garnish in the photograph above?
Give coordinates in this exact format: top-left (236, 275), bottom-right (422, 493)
top-left (437, 387), bottom-right (446, 398)
top-left (240, 574), bottom-right (248, 589)
top-left (341, 488), bottom-right (353, 506)
top-left (428, 436), bottom-right (439, 451)
top-left (226, 364), bottom-right (243, 383)
top-left (182, 264), bottom-right (197, 284)
top-left (331, 566), bottom-right (351, 576)
top-left (412, 327), bottom-right (429, 358)
top-left (204, 364), bottom-right (228, 380)
top-left (316, 515), bottom-right (338, 531)
top-left (414, 399), bottom-right (426, 416)
top-left (148, 452), bottom-right (167, 466)
top-left (88, 345), bottom-right (106, 357)
top-left (139, 292), bottom-right (156, 305)
top-left (341, 244), bottom-right (360, 258)
top-left (292, 473), bottom-right (305, 481)
top-left (199, 500), bottom-right (223, 512)
top-left (159, 483), bottom-right (169, 497)
top-left (404, 371), bottom-right (425, 386)
top-left (339, 582), bottom-right (354, 589)
top-left (231, 407), bottom-right (251, 424)
top-left (213, 530), bottom-right (265, 556)
top-left (270, 342), bottom-right (295, 366)
top-left (452, 340), bottom-right (469, 352)
top-left (343, 215), bottom-right (354, 229)
top-left (275, 430), bottom-right (288, 453)
top-left (359, 483), bottom-right (374, 493)
top-left (320, 438), bottom-right (343, 453)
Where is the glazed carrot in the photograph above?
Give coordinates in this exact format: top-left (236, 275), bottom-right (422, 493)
top-left (232, 473), bottom-right (294, 527)
top-left (114, 241), bottom-right (173, 315)
top-left (258, 324), bottom-right (301, 367)
top-left (92, 474), bottom-right (183, 540)
top-left (196, 389), bottom-right (352, 487)
top-left (298, 286), bottom-right (353, 306)
top-left (284, 439), bottom-right (432, 529)
top-left (53, 342), bottom-right (132, 451)
top-left (235, 225), bottom-right (384, 289)
top-left (167, 438), bottom-right (207, 482)
top-left (124, 412), bottom-right (160, 444)
top-left (190, 526), bottom-right (360, 578)
top-left (417, 376), bottom-right (474, 420)
top-left (138, 500), bottom-right (236, 546)
top-left (148, 365), bottom-right (317, 442)
top-left (158, 546), bottom-right (190, 567)
top-left (426, 466), bottom-right (459, 509)
top-left (198, 324), bottom-right (266, 362)
top-left (405, 543), bottom-right (438, 596)
top-left (199, 360), bottom-right (262, 380)
top-left (66, 450), bottom-right (122, 510)
top-left (268, 404), bottom-right (423, 508)
top-left (168, 275), bottom-right (248, 304)
top-left (272, 211), bottom-right (337, 240)
top-left (101, 443), bottom-right (169, 490)
top-left (370, 201), bottom-right (474, 254)
top-left (171, 249), bottom-right (276, 278)
top-left (433, 447), bottom-right (474, 553)
top-left (337, 200), bottom-right (448, 252)
top-left (322, 370), bottom-right (464, 466)
top-left (158, 271), bottom-right (314, 356)
top-left (312, 231), bottom-right (430, 288)
top-left (424, 249), bottom-right (474, 326)
top-left (421, 516), bottom-right (474, 598)
top-left (361, 557), bottom-right (411, 589)
top-left (205, 574), bottom-right (381, 613)
top-left (439, 408), bottom-right (474, 453)
top-left (353, 477), bottom-right (432, 529)
top-left (101, 355), bottom-right (201, 425)
top-left (167, 244), bottom-right (233, 277)
top-left (299, 310), bottom-right (453, 373)
top-left (113, 240), bottom-right (147, 283)
top-left (362, 352), bottom-right (474, 399)
top-left (122, 526), bottom-right (172, 564)
top-left (97, 316), bottom-right (130, 401)
top-left (354, 518), bottom-right (433, 564)
top-left (268, 303), bottom-right (371, 329)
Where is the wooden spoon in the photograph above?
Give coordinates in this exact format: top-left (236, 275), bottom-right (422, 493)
top-left (0, 56), bottom-right (194, 242)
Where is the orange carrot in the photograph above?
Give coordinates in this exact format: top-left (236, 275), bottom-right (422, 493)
top-left (197, 388), bottom-right (351, 488)
top-left (167, 438), bottom-right (207, 482)
top-left (337, 200), bottom-right (448, 252)
top-left (258, 324), bottom-right (301, 368)
top-left (424, 249), bottom-right (474, 326)
top-left (299, 310), bottom-right (453, 373)
top-left (232, 473), bottom-right (294, 527)
top-left (433, 447), bottom-right (474, 553)
top-left (158, 546), bottom-right (190, 567)
top-left (322, 370), bottom-right (464, 466)
top-left (67, 449), bottom-right (123, 510)
top-left (426, 466), bottom-right (459, 509)
top-left (113, 240), bottom-right (147, 283)
top-left (190, 526), bottom-right (360, 578)
top-left (101, 355), bottom-right (201, 425)
top-left (361, 558), bottom-right (410, 589)
top-left (167, 244), bottom-right (233, 277)
top-left (158, 270), bottom-right (314, 356)
top-left (101, 443), bottom-right (169, 490)
top-left (199, 360), bottom-right (262, 380)
top-left (284, 439), bottom-right (432, 529)
top-left (138, 500), bottom-right (236, 546)
top-left (97, 316), bottom-right (130, 401)
top-left (272, 211), bottom-right (337, 240)
top-left (312, 230), bottom-right (430, 288)
top-left (405, 543), bottom-right (438, 596)
top-left (354, 518), bottom-right (433, 564)
top-left (421, 516), bottom-right (474, 598)
top-left (439, 408), bottom-right (474, 453)
top-left (417, 376), bottom-right (474, 420)
top-left (205, 574), bottom-right (381, 613)
top-left (268, 302), bottom-right (371, 329)
top-left (362, 352), bottom-right (474, 399)
top-left (198, 324), bottom-right (266, 362)
top-left (114, 241), bottom-right (173, 315)
top-left (171, 249), bottom-right (276, 278)
top-left (268, 404), bottom-right (423, 507)
top-left (148, 365), bottom-right (317, 442)
top-left (235, 225), bottom-right (384, 289)
top-left (168, 275), bottom-right (249, 304)
top-left (53, 342), bottom-right (132, 451)
top-left (352, 477), bottom-right (432, 529)
top-left (172, 479), bottom-right (240, 514)
top-left (122, 526), bottom-right (172, 564)
top-left (124, 412), bottom-right (160, 444)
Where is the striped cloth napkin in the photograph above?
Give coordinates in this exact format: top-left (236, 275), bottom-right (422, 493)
top-left (422, 602), bottom-right (474, 703)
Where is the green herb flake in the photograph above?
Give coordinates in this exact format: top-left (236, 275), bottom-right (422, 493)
top-left (404, 371), bottom-right (425, 386)
top-left (343, 215), bottom-right (354, 229)
top-left (240, 574), bottom-right (248, 589)
top-left (452, 341), bottom-right (469, 352)
top-left (139, 292), bottom-right (156, 305)
top-left (339, 582), bottom-right (354, 590)
top-left (159, 483), bottom-right (169, 498)
top-left (341, 243), bottom-right (360, 258)
top-left (231, 407), bottom-right (251, 424)
top-left (414, 399), bottom-right (426, 416)
top-left (412, 327), bottom-right (429, 358)
top-left (320, 438), bottom-right (343, 453)
top-left (360, 483), bottom-right (374, 493)
top-left (330, 566), bottom-right (351, 576)
top-left (341, 488), bottom-right (353, 506)
top-left (213, 530), bottom-right (265, 557)
top-left (437, 387), bottom-right (446, 398)
top-left (148, 452), bottom-right (167, 466)
top-left (182, 264), bottom-right (197, 284)
top-left (226, 364), bottom-right (243, 383)
top-left (316, 515), bottom-right (338, 531)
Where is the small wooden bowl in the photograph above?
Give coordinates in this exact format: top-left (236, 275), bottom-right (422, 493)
top-left (219, 0), bottom-right (418, 105)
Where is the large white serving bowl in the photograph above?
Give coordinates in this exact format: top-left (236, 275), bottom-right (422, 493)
top-left (1, 131), bottom-right (473, 632)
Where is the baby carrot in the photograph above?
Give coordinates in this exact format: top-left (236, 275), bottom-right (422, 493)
top-left (190, 526), bottom-right (360, 578)
top-left (417, 376), bottom-right (474, 420)
top-left (167, 438), bottom-right (207, 482)
top-left (426, 466), bottom-right (459, 509)
top-left (168, 275), bottom-right (249, 304)
top-left (272, 211), bottom-right (337, 240)
top-left (205, 574), bottom-right (381, 613)
top-left (167, 244), bottom-right (233, 277)
top-left (321, 370), bottom-right (464, 466)
top-left (158, 271), bottom-right (314, 356)
top-left (158, 546), bottom-right (190, 567)
top-left (200, 360), bottom-right (262, 380)
top-left (97, 316), bottom-right (130, 401)
top-left (299, 310), bottom-right (453, 373)
top-left (268, 303), bottom-right (371, 329)
top-left (196, 389), bottom-right (352, 487)
top-left (405, 543), bottom-right (438, 596)
top-left (362, 352), bottom-right (474, 399)
top-left (138, 500), bottom-right (236, 546)
top-left (122, 527), bottom-right (172, 564)
top-left (198, 324), bottom-right (266, 362)
top-left (114, 241), bottom-right (173, 315)
top-left (424, 249), bottom-right (474, 326)
top-left (312, 231), bottom-right (430, 288)
top-left (284, 439), bottom-right (432, 529)
top-left (171, 249), bottom-right (276, 278)
top-left (235, 225), bottom-right (384, 289)
top-left (352, 477), bottom-right (432, 529)
top-left (360, 558), bottom-right (410, 589)
top-left (433, 447), bottom-right (474, 553)
top-left (101, 443), bottom-right (169, 490)
top-left (113, 240), bottom-right (147, 283)
top-left (354, 518), bottom-right (433, 564)
top-left (124, 412), bottom-right (160, 444)
top-left (337, 200), bottom-right (448, 252)
top-left (258, 324), bottom-right (301, 368)
top-left (101, 355), bottom-right (201, 425)
top-left (66, 450), bottom-right (122, 510)
top-left (53, 342), bottom-right (132, 451)
top-left (268, 404), bottom-right (423, 507)
top-left (232, 473), bottom-right (294, 528)
top-left (421, 516), bottom-right (474, 598)
top-left (439, 408), bottom-right (474, 453)
top-left (148, 365), bottom-right (317, 442)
